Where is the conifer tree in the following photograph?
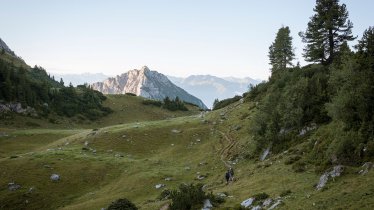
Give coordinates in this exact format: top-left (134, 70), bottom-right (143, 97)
top-left (300, 0), bottom-right (355, 65)
top-left (268, 26), bottom-right (295, 72)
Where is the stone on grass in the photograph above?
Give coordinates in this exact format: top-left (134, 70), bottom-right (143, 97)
top-left (155, 184), bottom-right (165, 189)
top-left (8, 182), bottom-right (21, 191)
top-left (164, 177), bottom-right (173, 181)
top-left (263, 198), bottom-right (273, 207)
top-left (316, 165), bottom-right (344, 190)
top-left (50, 174), bottom-right (60, 181)
top-left (260, 147), bottom-right (270, 161)
top-left (359, 162), bottom-right (373, 175)
top-left (196, 175), bottom-right (206, 180)
top-left (268, 199), bottom-right (282, 210)
top-left (171, 129), bottom-right (181, 134)
top-left (241, 198), bottom-right (255, 208)
top-left (202, 199), bottom-right (213, 210)
top-left (252, 205), bottom-right (262, 210)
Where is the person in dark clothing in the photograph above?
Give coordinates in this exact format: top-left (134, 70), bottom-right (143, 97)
top-left (225, 171), bottom-right (230, 184)
top-left (229, 167), bottom-right (234, 181)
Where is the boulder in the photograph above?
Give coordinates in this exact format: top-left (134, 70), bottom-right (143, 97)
top-left (202, 199), bottom-right (213, 210)
top-left (260, 147), bottom-right (270, 161)
top-left (241, 198), bottom-right (255, 208)
top-left (359, 162), bottom-right (373, 175)
top-left (196, 175), bottom-right (206, 180)
top-left (252, 206), bottom-right (262, 210)
top-left (8, 182), bottom-right (21, 191)
top-left (155, 184), bottom-right (165, 189)
top-left (171, 129), bottom-right (181, 134)
top-left (268, 200), bottom-right (282, 210)
top-left (316, 165), bottom-right (344, 190)
top-left (263, 198), bottom-right (273, 207)
top-left (50, 174), bottom-right (60, 181)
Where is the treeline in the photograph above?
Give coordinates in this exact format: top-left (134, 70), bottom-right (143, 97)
top-left (0, 58), bottom-right (112, 120)
top-left (247, 0), bottom-right (374, 167)
top-left (142, 96), bottom-right (188, 111)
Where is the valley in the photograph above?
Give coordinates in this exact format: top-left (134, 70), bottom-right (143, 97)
top-left (1, 96), bottom-right (373, 209)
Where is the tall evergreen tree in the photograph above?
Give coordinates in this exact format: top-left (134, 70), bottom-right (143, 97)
top-left (300, 0), bottom-right (355, 65)
top-left (268, 26), bottom-right (295, 73)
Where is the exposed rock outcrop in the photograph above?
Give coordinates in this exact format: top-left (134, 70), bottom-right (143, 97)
top-left (92, 66), bottom-right (207, 109)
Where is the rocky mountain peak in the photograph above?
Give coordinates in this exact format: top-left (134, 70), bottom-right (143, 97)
top-left (0, 38), bottom-right (15, 56)
top-left (92, 66), bottom-right (207, 109)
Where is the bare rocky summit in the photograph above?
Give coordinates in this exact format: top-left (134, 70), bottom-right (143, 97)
top-left (92, 66), bottom-right (207, 109)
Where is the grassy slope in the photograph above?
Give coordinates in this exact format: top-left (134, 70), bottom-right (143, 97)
top-left (1, 98), bottom-right (374, 209)
top-left (0, 94), bottom-right (200, 129)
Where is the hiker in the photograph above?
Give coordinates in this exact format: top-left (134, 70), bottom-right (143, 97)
top-left (229, 167), bottom-right (234, 182)
top-left (225, 170), bottom-right (230, 184)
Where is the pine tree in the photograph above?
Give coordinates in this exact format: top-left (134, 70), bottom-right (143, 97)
top-left (268, 26), bottom-right (295, 73)
top-left (300, 0), bottom-right (355, 65)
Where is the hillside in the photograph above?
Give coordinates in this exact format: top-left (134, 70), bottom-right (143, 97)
top-left (1, 97), bottom-right (373, 209)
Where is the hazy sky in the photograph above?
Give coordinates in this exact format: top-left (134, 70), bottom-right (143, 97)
top-left (1, 0), bottom-right (373, 80)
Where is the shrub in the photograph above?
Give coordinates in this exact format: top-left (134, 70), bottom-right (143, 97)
top-left (125, 93), bottom-right (137, 96)
top-left (280, 189), bottom-right (292, 197)
top-left (169, 183), bottom-right (224, 210)
top-left (142, 99), bottom-right (162, 107)
top-left (107, 198), bottom-right (138, 210)
top-left (292, 161), bottom-right (306, 173)
top-left (284, 155), bottom-right (301, 165)
top-left (213, 95), bottom-right (242, 110)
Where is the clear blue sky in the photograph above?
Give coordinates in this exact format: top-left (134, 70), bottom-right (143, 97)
top-left (1, 0), bottom-right (373, 80)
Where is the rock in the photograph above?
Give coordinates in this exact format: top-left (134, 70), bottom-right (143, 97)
top-left (199, 162), bottom-right (208, 166)
top-left (8, 182), bottom-right (21, 191)
top-left (232, 125), bottom-right (242, 131)
top-left (241, 198), bottom-right (255, 208)
top-left (28, 187), bottom-right (35, 193)
top-left (185, 166), bottom-right (191, 171)
top-left (50, 174), bottom-right (60, 181)
top-left (196, 175), bottom-right (206, 180)
top-left (84, 141), bottom-right (89, 146)
top-left (217, 192), bottom-right (227, 198)
top-left (316, 173), bottom-right (329, 190)
top-left (330, 165), bottom-right (344, 178)
top-left (263, 198), bottom-right (273, 207)
top-left (260, 147), bottom-right (270, 161)
top-left (202, 199), bottom-right (213, 210)
top-left (164, 177), bottom-right (173, 181)
top-left (252, 205), bottom-right (262, 210)
top-left (196, 139), bottom-right (201, 142)
top-left (316, 165), bottom-right (344, 190)
top-left (171, 144), bottom-right (174, 146)
top-left (171, 129), bottom-right (181, 134)
top-left (268, 200), bottom-right (282, 210)
top-left (155, 184), bottom-right (165, 189)
top-left (359, 162), bottom-right (373, 175)
top-left (122, 135), bottom-right (127, 138)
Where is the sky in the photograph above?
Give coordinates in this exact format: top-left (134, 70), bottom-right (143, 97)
top-left (1, 0), bottom-right (373, 80)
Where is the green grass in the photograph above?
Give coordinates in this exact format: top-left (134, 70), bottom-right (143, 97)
top-left (1, 98), bottom-right (374, 209)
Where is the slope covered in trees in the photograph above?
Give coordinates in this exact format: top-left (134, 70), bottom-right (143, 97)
top-left (247, 0), bottom-right (374, 167)
top-left (0, 53), bottom-right (112, 120)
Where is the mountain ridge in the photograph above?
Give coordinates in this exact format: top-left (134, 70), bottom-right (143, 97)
top-left (92, 66), bottom-right (208, 109)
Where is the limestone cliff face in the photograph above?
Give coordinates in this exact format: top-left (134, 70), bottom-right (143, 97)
top-left (92, 66), bottom-right (207, 109)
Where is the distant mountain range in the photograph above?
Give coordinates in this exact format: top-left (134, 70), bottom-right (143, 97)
top-left (168, 75), bottom-right (261, 108)
top-left (51, 72), bottom-right (109, 87)
top-left (91, 66), bottom-right (208, 109)
top-left (53, 71), bottom-right (261, 108)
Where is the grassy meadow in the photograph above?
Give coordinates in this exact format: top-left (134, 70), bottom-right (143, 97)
top-left (1, 95), bottom-right (374, 209)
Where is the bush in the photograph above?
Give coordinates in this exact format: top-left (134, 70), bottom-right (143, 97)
top-left (125, 93), bottom-right (137, 96)
top-left (213, 95), bottom-right (242, 110)
top-left (142, 99), bottom-right (162, 107)
top-left (169, 183), bottom-right (224, 210)
top-left (280, 189), bottom-right (292, 197)
top-left (292, 161), bottom-right (306, 173)
top-left (107, 198), bottom-right (138, 210)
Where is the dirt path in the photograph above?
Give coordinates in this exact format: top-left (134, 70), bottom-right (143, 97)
top-left (217, 130), bottom-right (238, 168)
